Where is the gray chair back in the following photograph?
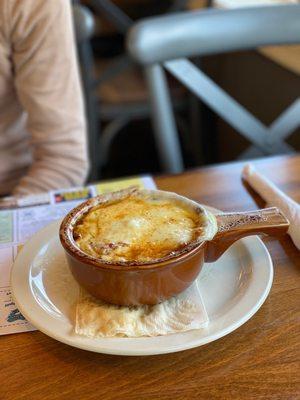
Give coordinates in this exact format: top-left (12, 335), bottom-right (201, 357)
top-left (127, 5), bottom-right (300, 173)
top-left (73, 4), bottom-right (101, 181)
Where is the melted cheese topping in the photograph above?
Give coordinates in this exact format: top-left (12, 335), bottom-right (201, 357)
top-left (73, 196), bottom-right (205, 263)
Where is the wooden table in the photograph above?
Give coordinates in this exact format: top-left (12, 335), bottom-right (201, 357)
top-left (1, 155), bottom-right (299, 400)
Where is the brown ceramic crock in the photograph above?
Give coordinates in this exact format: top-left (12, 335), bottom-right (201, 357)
top-left (59, 190), bottom-right (289, 306)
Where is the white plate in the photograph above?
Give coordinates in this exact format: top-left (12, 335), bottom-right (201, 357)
top-left (11, 211), bottom-right (273, 356)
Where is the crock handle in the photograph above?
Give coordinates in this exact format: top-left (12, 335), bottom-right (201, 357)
top-left (205, 207), bottom-right (289, 263)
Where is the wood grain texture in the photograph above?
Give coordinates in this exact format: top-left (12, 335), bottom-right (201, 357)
top-left (1, 155), bottom-right (299, 400)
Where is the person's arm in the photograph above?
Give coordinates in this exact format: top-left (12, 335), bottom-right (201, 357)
top-left (10, 0), bottom-right (89, 195)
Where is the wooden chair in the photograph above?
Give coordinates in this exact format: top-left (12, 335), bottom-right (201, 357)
top-left (76, 0), bottom-right (199, 177)
top-left (128, 5), bottom-right (300, 173)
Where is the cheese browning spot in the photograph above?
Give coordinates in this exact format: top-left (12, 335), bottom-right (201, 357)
top-left (74, 196), bottom-right (205, 263)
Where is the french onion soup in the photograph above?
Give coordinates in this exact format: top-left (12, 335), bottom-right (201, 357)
top-left (72, 189), bottom-right (217, 265)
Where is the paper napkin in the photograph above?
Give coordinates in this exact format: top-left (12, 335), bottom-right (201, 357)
top-left (243, 163), bottom-right (300, 250)
top-left (75, 282), bottom-right (209, 338)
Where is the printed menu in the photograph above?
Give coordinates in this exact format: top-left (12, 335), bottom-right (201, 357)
top-left (0, 176), bottom-right (156, 335)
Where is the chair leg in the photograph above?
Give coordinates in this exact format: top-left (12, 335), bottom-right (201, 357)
top-left (238, 145), bottom-right (265, 160)
top-left (145, 64), bottom-right (184, 173)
